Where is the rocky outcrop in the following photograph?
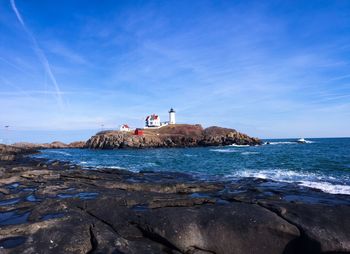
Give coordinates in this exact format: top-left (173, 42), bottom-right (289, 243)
top-left (0, 157), bottom-right (349, 253)
top-left (0, 141), bottom-right (85, 161)
top-left (85, 124), bottom-right (261, 149)
top-left (67, 141), bottom-right (86, 148)
top-left (12, 141), bottom-right (85, 150)
top-left (0, 144), bottom-right (36, 161)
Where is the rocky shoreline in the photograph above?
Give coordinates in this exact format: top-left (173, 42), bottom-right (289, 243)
top-left (12, 141), bottom-right (86, 150)
top-left (0, 145), bottom-right (349, 253)
top-left (85, 125), bottom-right (262, 149)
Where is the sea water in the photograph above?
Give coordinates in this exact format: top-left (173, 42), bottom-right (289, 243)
top-left (32, 138), bottom-right (350, 195)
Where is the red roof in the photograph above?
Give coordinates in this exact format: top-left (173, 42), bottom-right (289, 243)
top-left (121, 124), bottom-right (129, 128)
top-left (145, 114), bottom-right (159, 121)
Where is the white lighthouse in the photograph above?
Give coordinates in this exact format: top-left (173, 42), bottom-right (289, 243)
top-left (169, 108), bottom-right (176, 124)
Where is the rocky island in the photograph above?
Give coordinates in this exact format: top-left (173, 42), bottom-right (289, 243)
top-left (85, 124), bottom-right (262, 149)
top-left (0, 144), bottom-right (350, 253)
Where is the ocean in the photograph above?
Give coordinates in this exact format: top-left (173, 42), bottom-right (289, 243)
top-left (32, 138), bottom-right (350, 195)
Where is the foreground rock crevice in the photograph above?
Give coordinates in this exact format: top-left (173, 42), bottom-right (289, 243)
top-left (87, 224), bottom-right (98, 254)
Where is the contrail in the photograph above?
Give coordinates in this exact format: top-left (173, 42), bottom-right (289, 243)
top-left (10, 0), bottom-right (64, 108)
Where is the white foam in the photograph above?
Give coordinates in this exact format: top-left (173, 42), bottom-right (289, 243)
top-left (267, 140), bottom-right (315, 145)
top-left (298, 181), bottom-right (350, 195)
top-left (229, 144), bottom-right (250, 147)
top-left (241, 152), bottom-right (260, 155)
top-left (235, 169), bottom-right (315, 181)
top-left (146, 162), bottom-right (158, 167)
top-left (229, 169), bottom-right (350, 195)
top-left (210, 148), bottom-right (237, 153)
top-left (96, 165), bottom-right (127, 170)
top-left (184, 154), bottom-right (197, 157)
top-left (268, 141), bottom-right (295, 145)
top-left (107, 166), bottom-right (124, 169)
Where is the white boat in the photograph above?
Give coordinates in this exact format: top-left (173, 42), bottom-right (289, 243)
top-left (296, 138), bottom-right (306, 144)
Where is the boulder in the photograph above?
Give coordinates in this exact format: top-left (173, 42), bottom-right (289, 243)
top-left (136, 203), bottom-right (300, 254)
top-left (261, 202), bottom-right (350, 253)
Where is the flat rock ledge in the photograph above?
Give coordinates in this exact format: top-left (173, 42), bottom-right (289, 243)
top-left (0, 146), bottom-right (349, 253)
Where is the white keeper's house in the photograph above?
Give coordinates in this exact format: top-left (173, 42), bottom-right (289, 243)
top-left (145, 114), bottom-right (160, 128)
top-left (119, 124), bottom-right (130, 132)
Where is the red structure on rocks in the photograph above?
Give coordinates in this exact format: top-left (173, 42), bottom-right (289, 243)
top-left (134, 129), bottom-right (144, 136)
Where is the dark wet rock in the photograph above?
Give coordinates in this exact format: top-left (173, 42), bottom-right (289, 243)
top-left (148, 197), bottom-right (216, 208)
top-left (85, 125), bottom-right (262, 149)
top-left (19, 217), bottom-right (92, 254)
top-left (135, 203), bottom-right (300, 254)
top-left (101, 181), bottom-right (223, 194)
top-left (0, 154), bottom-right (350, 253)
top-left (260, 202), bottom-right (350, 253)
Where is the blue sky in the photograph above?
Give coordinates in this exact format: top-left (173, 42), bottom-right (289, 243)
top-left (0, 0), bottom-right (350, 143)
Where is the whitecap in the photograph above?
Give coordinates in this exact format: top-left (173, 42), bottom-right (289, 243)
top-left (229, 144), bottom-right (250, 147)
top-left (268, 141), bottom-right (296, 145)
top-left (210, 148), bottom-right (237, 153)
top-left (228, 169), bottom-right (350, 195)
top-left (97, 165), bottom-right (127, 170)
top-left (299, 181), bottom-right (350, 195)
top-left (241, 152), bottom-right (260, 155)
top-left (146, 162), bottom-right (158, 167)
top-left (184, 154), bottom-right (197, 157)
top-left (234, 169), bottom-right (315, 181)
top-left (267, 140), bottom-right (315, 145)
top-left (107, 166), bottom-right (125, 169)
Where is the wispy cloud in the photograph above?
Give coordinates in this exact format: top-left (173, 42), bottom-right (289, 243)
top-left (47, 41), bottom-right (89, 65)
top-left (0, 56), bottom-right (32, 76)
top-left (10, 0), bottom-right (64, 108)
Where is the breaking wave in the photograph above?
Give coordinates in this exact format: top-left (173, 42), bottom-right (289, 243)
top-left (230, 169), bottom-right (350, 195)
top-left (298, 181), bottom-right (350, 195)
top-left (229, 144), bottom-right (250, 147)
top-left (266, 139), bottom-right (315, 145)
top-left (210, 148), bottom-right (237, 153)
top-left (241, 152), bottom-right (260, 155)
top-left (267, 141), bottom-right (296, 145)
